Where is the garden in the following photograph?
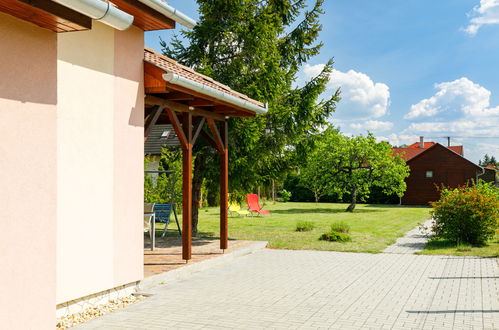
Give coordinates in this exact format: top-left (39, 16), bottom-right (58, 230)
top-left (158, 202), bottom-right (430, 253)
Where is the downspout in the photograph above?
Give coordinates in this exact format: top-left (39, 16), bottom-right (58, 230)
top-left (162, 72), bottom-right (268, 115)
top-left (137, 0), bottom-right (197, 29)
top-left (476, 166), bottom-right (485, 183)
top-left (51, 0), bottom-right (134, 30)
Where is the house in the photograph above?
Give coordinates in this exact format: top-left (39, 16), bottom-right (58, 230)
top-left (0, 1), bottom-right (266, 328)
top-left (482, 164), bottom-right (498, 185)
top-left (393, 138), bottom-right (483, 205)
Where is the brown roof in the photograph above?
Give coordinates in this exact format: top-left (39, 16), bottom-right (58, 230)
top-left (393, 141), bottom-right (464, 161)
top-left (144, 48), bottom-right (264, 108)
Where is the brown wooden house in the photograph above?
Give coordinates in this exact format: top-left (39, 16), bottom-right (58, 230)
top-left (393, 139), bottom-right (483, 205)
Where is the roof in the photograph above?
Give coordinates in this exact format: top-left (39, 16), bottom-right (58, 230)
top-left (485, 164), bottom-right (498, 171)
top-left (393, 142), bottom-right (463, 161)
top-left (393, 142), bottom-right (481, 170)
top-left (144, 48), bottom-right (265, 109)
top-left (144, 125), bottom-right (180, 155)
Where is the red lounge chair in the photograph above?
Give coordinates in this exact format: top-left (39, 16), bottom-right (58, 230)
top-left (246, 194), bottom-right (271, 216)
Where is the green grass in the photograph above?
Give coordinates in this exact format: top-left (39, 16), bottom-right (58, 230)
top-left (419, 233), bottom-right (499, 257)
top-left (164, 202), bottom-right (431, 253)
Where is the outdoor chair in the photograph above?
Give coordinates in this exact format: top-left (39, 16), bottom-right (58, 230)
top-left (246, 194), bottom-right (271, 216)
top-left (153, 203), bottom-right (181, 238)
top-left (144, 203), bottom-right (156, 250)
top-left (229, 202), bottom-right (250, 217)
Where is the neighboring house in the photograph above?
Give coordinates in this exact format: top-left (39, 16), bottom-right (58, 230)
top-left (0, 1), bottom-right (266, 328)
top-left (393, 138), bottom-right (483, 205)
top-left (145, 124), bottom-right (180, 155)
top-left (144, 124), bottom-right (180, 170)
top-left (481, 164), bottom-right (498, 185)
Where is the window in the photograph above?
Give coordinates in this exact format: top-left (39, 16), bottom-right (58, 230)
top-left (425, 170), bottom-right (433, 178)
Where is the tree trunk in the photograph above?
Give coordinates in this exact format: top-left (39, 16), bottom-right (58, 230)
top-left (191, 154), bottom-right (205, 236)
top-left (346, 186), bottom-right (357, 212)
top-left (314, 191), bottom-right (319, 203)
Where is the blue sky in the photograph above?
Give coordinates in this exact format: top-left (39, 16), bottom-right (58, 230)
top-left (146, 1), bottom-right (499, 163)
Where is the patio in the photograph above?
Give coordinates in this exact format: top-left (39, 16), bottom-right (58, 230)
top-left (78, 249), bottom-right (499, 329)
top-left (143, 236), bottom-right (261, 278)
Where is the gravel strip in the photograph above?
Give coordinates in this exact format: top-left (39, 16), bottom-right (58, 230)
top-left (56, 295), bottom-right (146, 329)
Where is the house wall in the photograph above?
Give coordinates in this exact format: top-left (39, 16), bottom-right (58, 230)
top-left (402, 145), bottom-right (480, 205)
top-left (480, 168), bottom-right (497, 184)
top-left (56, 22), bottom-right (144, 304)
top-left (0, 12), bottom-right (57, 329)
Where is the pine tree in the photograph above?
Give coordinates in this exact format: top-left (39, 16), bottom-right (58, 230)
top-left (161, 0), bottom-right (339, 234)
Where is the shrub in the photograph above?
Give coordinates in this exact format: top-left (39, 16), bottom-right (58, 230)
top-left (319, 231), bottom-right (352, 242)
top-left (330, 221), bottom-right (350, 233)
top-left (278, 189), bottom-right (292, 202)
top-left (430, 182), bottom-right (499, 246)
top-left (296, 221), bottom-right (315, 232)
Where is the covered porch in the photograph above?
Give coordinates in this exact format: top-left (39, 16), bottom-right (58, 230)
top-left (143, 48), bottom-right (267, 261)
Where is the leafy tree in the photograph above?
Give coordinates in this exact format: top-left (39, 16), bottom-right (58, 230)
top-left (301, 129), bottom-right (410, 212)
top-left (162, 0), bottom-right (339, 234)
top-left (479, 154), bottom-right (498, 167)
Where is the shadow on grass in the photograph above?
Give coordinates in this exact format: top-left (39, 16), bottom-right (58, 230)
top-left (271, 208), bottom-right (383, 214)
top-left (364, 204), bottom-right (431, 209)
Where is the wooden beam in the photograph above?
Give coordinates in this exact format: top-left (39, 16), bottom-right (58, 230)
top-left (144, 106), bottom-right (163, 141)
top-left (181, 112), bottom-right (193, 261)
top-left (165, 108), bottom-right (188, 150)
top-left (166, 92), bottom-right (195, 101)
top-left (207, 118), bottom-right (224, 153)
top-left (18, 0), bottom-right (92, 29)
top-left (219, 120), bottom-right (229, 250)
top-left (189, 100), bottom-right (215, 107)
top-left (192, 117), bottom-right (206, 146)
top-left (109, 0), bottom-right (176, 30)
top-left (1, 0), bottom-right (91, 32)
top-left (145, 95), bottom-right (226, 121)
top-left (145, 86), bottom-right (168, 94)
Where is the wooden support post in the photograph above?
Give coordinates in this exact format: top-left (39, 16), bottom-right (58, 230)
top-left (182, 112), bottom-right (193, 260)
top-left (220, 120), bottom-right (229, 250)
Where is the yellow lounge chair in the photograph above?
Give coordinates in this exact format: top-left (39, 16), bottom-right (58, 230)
top-left (229, 202), bottom-right (250, 217)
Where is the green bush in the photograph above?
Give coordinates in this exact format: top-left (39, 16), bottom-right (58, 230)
top-left (319, 231), bottom-right (352, 242)
top-left (278, 189), bottom-right (292, 202)
top-left (330, 221), bottom-right (350, 233)
top-left (296, 221), bottom-right (315, 232)
top-left (430, 182), bottom-right (499, 246)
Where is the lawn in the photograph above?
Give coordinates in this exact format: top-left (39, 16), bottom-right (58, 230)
top-left (165, 202), bottom-right (431, 253)
top-left (419, 233), bottom-right (499, 257)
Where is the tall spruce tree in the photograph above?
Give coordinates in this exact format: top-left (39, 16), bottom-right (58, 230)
top-left (161, 0), bottom-right (339, 234)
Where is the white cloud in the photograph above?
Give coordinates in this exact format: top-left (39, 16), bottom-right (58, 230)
top-left (403, 77), bottom-right (499, 162)
top-left (404, 77), bottom-right (499, 136)
top-left (303, 64), bottom-right (390, 120)
top-left (350, 120), bottom-right (393, 132)
top-left (405, 77), bottom-right (491, 119)
top-left (376, 133), bottom-right (419, 147)
top-left (464, 0), bottom-right (499, 35)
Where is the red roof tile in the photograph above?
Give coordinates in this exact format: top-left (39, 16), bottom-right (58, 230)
top-left (144, 47), bottom-right (264, 108)
top-left (393, 141), bottom-right (464, 161)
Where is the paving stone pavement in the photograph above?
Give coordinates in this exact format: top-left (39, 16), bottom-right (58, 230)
top-left (383, 219), bottom-right (434, 254)
top-left (77, 249), bottom-right (499, 330)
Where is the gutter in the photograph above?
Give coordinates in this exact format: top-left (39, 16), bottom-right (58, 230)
top-left (52, 0), bottom-right (133, 30)
top-left (137, 0), bottom-right (197, 29)
top-left (162, 72), bottom-right (268, 115)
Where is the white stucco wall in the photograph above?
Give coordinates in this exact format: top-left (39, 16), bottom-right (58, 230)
top-left (56, 22), bottom-right (144, 304)
top-left (0, 12), bottom-right (57, 329)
